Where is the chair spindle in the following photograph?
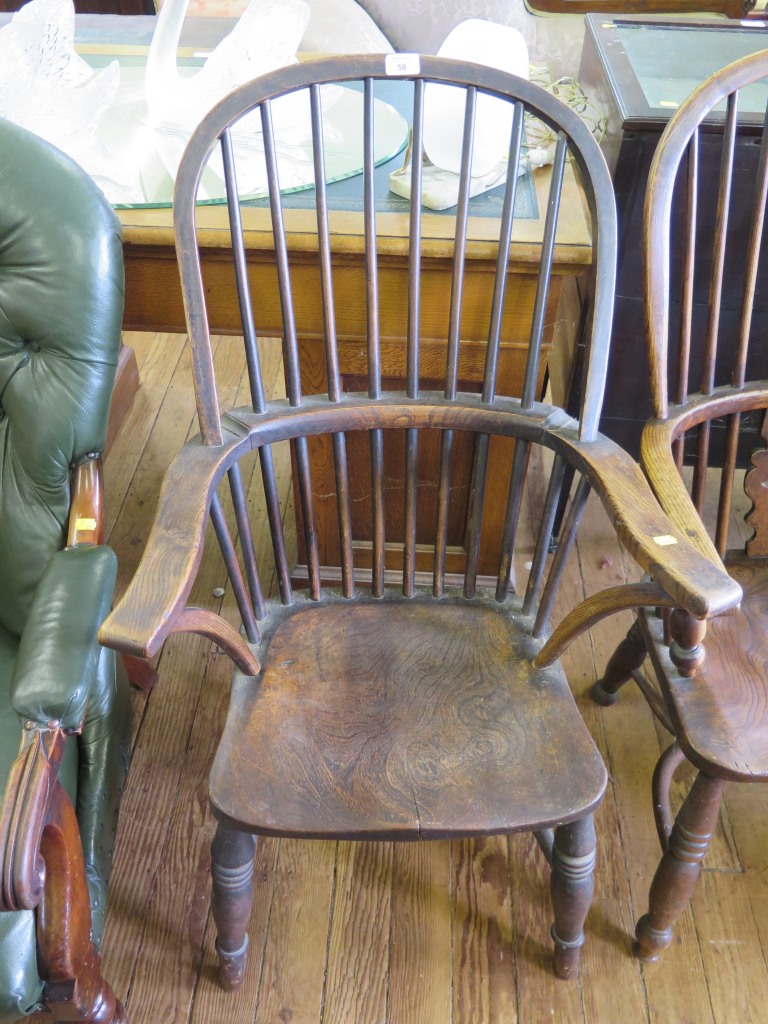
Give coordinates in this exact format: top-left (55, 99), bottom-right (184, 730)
top-left (227, 465), bottom-right (266, 620)
top-left (294, 436), bottom-right (321, 600)
top-left (672, 133), bottom-right (699, 471)
top-left (675, 132), bottom-right (698, 409)
top-left (481, 102), bottom-right (524, 404)
top-left (309, 84), bottom-right (342, 403)
top-left (407, 79), bottom-right (425, 400)
top-left (522, 132), bottom-right (567, 410)
top-left (533, 476), bottom-right (591, 639)
top-left (310, 84), bottom-right (354, 595)
top-left (259, 445), bottom-right (293, 605)
top-left (432, 429), bottom-right (454, 597)
top-left (221, 128), bottom-right (266, 413)
top-left (702, 90), bottom-right (738, 396)
top-left (523, 453), bottom-right (568, 617)
top-left (261, 99), bottom-right (303, 407)
top-left (210, 492), bottom-right (260, 643)
top-left (363, 78), bottom-right (385, 598)
top-left (733, 101), bottom-right (768, 388)
top-left (332, 432), bottom-right (355, 598)
top-left (363, 78), bottom-right (381, 400)
top-left (403, 428), bottom-right (418, 596)
top-left (402, 81), bottom-right (425, 597)
top-left (433, 86), bottom-right (476, 598)
top-left (444, 87), bottom-right (477, 400)
top-left (495, 440), bottom-right (531, 602)
top-left (371, 430), bottom-right (385, 598)
top-left (463, 432), bottom-right (491, 599)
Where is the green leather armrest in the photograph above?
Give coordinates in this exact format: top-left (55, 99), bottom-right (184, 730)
top-left (11, 547), bottom-right (118, 732)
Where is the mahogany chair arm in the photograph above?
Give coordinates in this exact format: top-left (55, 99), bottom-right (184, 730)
top-left (68, 458), bottom-right (106, 547)
top-left (558, 430), bottom-right (742, 621)
top-left (0, 726), bottom-right (125, 1021)
top-left (0, 727), bottom-right (66, 913)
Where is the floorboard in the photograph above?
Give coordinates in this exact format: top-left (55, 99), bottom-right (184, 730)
top-left (83, 331), bottom-right (768, 1024)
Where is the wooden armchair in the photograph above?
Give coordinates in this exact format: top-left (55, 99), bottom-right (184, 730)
top-left (0, 118), bottom-right (129, 1022)
top-left (593, 49), bottom-right (768, 962)
top-left (100, 55), bottom-right (739, 987)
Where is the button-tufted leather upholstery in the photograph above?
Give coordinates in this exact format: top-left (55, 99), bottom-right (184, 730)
top-left (0, 117), bottom-right (130, 1020)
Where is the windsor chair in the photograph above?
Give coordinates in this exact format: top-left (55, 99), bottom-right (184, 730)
top-left (593, 49), bottom-right (768, 963)
top-left (100, 54), bottom-right (739, 986)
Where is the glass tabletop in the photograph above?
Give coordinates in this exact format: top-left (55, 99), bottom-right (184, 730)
top-left (80, 49), bottom-right (409, 209)
top-left (616, 21), bottom-right (768, 114)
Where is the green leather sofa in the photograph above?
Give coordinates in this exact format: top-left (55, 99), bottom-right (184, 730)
top-left (0, 117), bottom-right (130, 1022)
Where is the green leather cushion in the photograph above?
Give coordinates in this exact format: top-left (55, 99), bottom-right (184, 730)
top-left (12, 547), bottom-right (118, 732)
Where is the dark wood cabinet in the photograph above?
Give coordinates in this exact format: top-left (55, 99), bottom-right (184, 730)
top-left (579, 14), bottom-right (768, 458)
top-left (0, 0), bottom-right (154, 12)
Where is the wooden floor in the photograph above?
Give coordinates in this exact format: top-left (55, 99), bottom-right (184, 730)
top-left (88, 330), bottom-right (768, 1024)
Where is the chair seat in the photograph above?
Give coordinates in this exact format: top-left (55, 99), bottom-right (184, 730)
top-left (642, 554), bottom-right (768, 781)
top-left (209, 597), bottom-right (607, 840)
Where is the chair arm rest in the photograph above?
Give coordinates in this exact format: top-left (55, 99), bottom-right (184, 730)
top-left (12, 547), bottom-right (117, 732)
top-left (640, 415), bottom-right (733, 565)
top-left (0, 726), bottom-right (67, 911)
top-left (563, 431), bottom-right (742, 620)
top-left (98, 438), bottom-right (241, 659)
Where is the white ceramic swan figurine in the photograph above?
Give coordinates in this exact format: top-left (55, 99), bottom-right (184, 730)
top-left (145, 0), bottom-right (311, 132)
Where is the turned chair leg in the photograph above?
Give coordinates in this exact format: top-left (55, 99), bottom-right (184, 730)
top-left (211, 822), bottom-right (257, 991)
top-left (550, 815), bottom-right (596, 980)
top-left (634, 770), bottom-right (725, 963)
top-left (591, 619), bottom-right (647, 706)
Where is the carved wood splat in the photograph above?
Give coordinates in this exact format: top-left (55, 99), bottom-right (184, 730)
top-left (745, 410), bottom-right (768, 556)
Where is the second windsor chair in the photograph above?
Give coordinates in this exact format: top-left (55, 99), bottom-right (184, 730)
top-left (593, 49), bottom-right (768, 963)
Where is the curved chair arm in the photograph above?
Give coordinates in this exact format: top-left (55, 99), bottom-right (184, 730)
top-left (0, 726), bottom-right (125, 1021)
top-left (639, 391), bottom-right (768, 562)
top-left (0, 727), bottom-right (67, 912)
top-left (551, 427), bottom-right (742, 621)
top-left (98, 433), bottom-right (256, 671)
top-left (11, 546), bottom-right (118, 733)
top-left (100, 398), bottom-right (742, 670)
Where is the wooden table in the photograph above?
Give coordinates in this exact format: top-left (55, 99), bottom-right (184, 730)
top-left (116, 166), bottom-right (592, 583)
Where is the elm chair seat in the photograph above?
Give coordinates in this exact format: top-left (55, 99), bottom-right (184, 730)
top-left (211, 599), bottom-right (606, 839)
top-left (0, 117), bottom-right (130, 1023)
top-left (639, 555), bottom-right (768, 780)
